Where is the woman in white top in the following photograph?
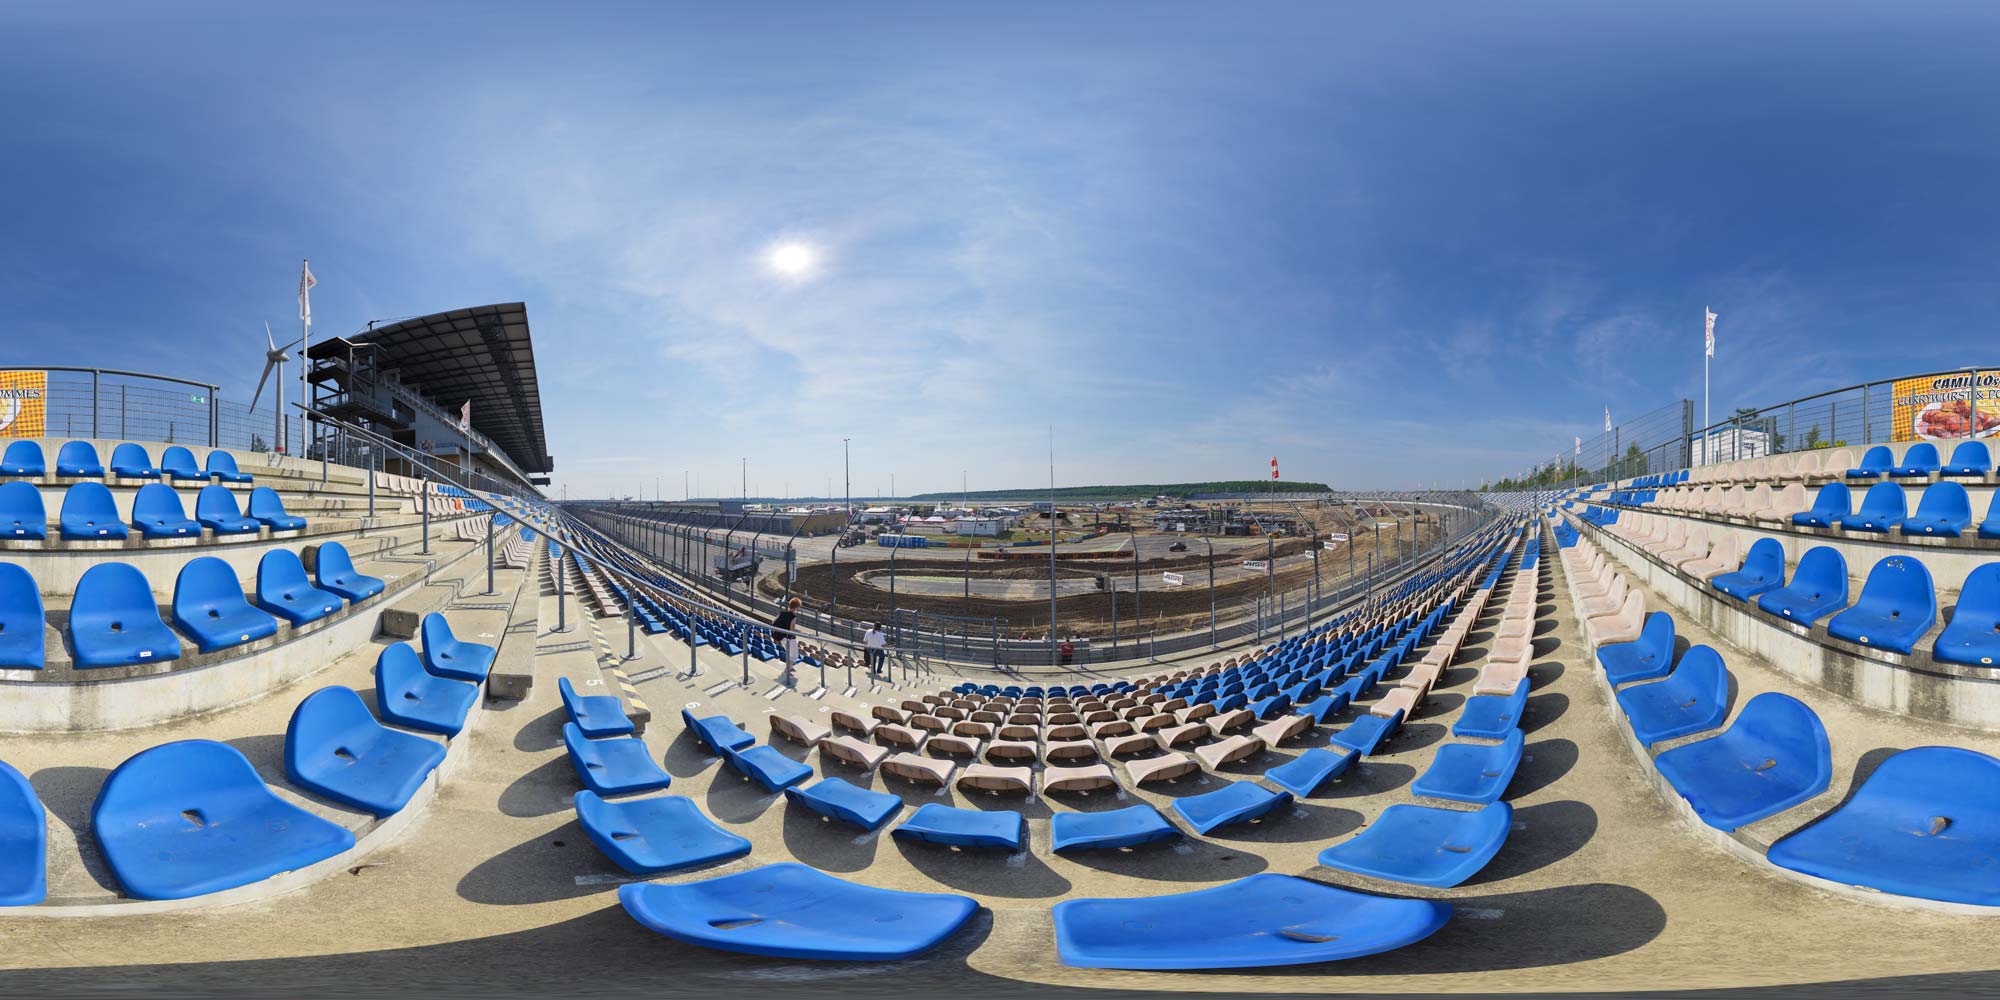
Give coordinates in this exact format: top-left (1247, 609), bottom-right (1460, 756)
top-left (864, 624), bottom-right (887, 674)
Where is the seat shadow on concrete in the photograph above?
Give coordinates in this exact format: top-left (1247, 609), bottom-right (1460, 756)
top-left (454, 819), bottom-right (610, 906)
top-left (29, 764), bottom-right (119, 892)
top-left (1507, 738), bottom-right (1579, 800)
top-left (1320, 760), bottom-right (1415, 798)
top-left (662, 729), bottom-right (723, 778)
top-left (1531, 635), bottom-right (1563, 658)
top-left (1208, 801), bottom-right (1362, 845)
top-left (1331, 881), bottom-right (1668, 976)
top-left (1050, 785), bottom-right (1145, 813)
top-left (222, 732), bottom-right (289, 774)
top-left (1426, 691), bottom-right (1468, 716)
top-left (892, 838), bottom-right (1072, 898)
top-left (1135, 770), bottom-right (1225, 800)
top-left (1824, 745), bottom-right (1906, 813)
top-left (1463, 799), bottom-right (1597, 886)
top-left (511, 706), bottom-right (568, 753)
top-left (1521, 692), bottom-right (1569, 735)
top-left (779, 798), bottom-right (890, 872)
top-left (1056, 836), bottom-right (1270, 882)
top-left (1527, 659), bottom-right (1566, 687)
top-left (1386, 720), bottom-right (1449, 754)
top-left (700, 769), bottom-right (784, 824)
top-left (964, 787), bottom-right (1052, 819)
top-left (496, 755), bottom-right (584, 819)
top-left (1533, 618), bottom-right (1559, 637)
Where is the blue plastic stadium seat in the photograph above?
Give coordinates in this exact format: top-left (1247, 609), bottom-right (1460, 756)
top-left (129, 483), bottom-right (198, 538)
top-left (1987, 492), bottom-right (2000, 541)
top-left (618, 863), bottom-right (977, 960)
top-left (374, 642), bottom-right (479, 736)
top-left (1845, 445), bottom-right (1893, 479)
top-left (1790, 482), bottom-right (1851, 529)
top-left (1890, 442), bottom-right (1941, 478)
top-left (575, 791), bottom-right (751, 874)
top-left (1053, 873), bottom-right (1451, 970)
top-left (0, 760), bottom-right (45, 905)
top-left (1826, 556), bottom-right (1937, 655)
top-left (1296, 691), bottom-right (1348, 724)
top-left (1316, 801), bottom-right (1512, 887)
top-left (723, 744), bottom-right (814, 793)
top-left (1839, 481), bottom-right (1907, 534)
top-left (681, 707), bottom-right (755, 754)
top-left (0, 481), bottom-right (45, 540)
top-left (70, 562), bottom-right (180, 667)
top-left (1264, 746), bottom-right (1358, 798)
top-left (562, 722), bottom-right (672, 795)
top-left (0, 441), bottom-right (44, 477)
top-left (1411, 730), bottom-right (1524, 805)
top-left (159, 445), bottom-right (204, 482)
top-left (1598, 611), bottom-right (1675, 684)
top-left (312, 541), bottom-right (383, 602)
top-left (255, 548), bottom-right (343, 626)
top-left (892, 803), bottom-right (1025, 851)
top-left (92, 739), bottom-right (354, 900)
top-left (284, 685), bottom-right (445, 817)
top-left (1900, 482), bottom-right (1972, 538)
top-left (410, 614), bottom-right (493, 682)
top-left (194, 484), bottom-right (261, 535)
top-left (1942, 441), bottom-right (1993, 478)
top-left (1936, 565), bottom-right (2000, 668)
top-left (59, 482), bottom-right (128, 540)
top-left (785, 776), bottom-right (902, 831)
top-left (170, 556), bottom-right (280, 653)
top-left (1712, 538), bottom-right (1786, 601)
top-left (55, 440), bottom-right (104, 478)
top-left (1654, 692), bottom-right (1831, 831)
top-left (1756, 546), bottom-right (1850, 626)
top-left (1170, 781), bottom-right (1292, 835)
top-left (1615, 644), bottom-right (1730, 746)
top-left (1330, 710), bottom-right (1401, 756)
top-left (247, 487), bottom-right (306, 531)
top-left (205, 451), bottom-right (253, 484)
top-left (108, 443), bottom-right (157, 479)
top-left (558, 676), bottom-right (632, 737)
top-left (1051, 803), bottom-right (1182, 852)
top-left (1768, 746), bottom-right (2000, 906)
top-left (0, 564), bottom-right (45, 669)
top-left (1453, 679), bottom-right (1531, 739)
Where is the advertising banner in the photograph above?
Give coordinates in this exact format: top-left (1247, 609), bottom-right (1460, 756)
top-left (0, 371), bottom-right (47, 437)
top-left (1892, 371), bottom-right (2000, 442)
top-left (1242, 560), bottom-right (1268, 571)
top-left (1161, 572), bottom-right (1184, 586)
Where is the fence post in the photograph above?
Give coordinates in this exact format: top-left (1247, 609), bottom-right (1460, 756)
top-left (208, 386), bottom-right (219, 447)
top-left (90, 370), bottom-right (100, 438)
top-left (1862, 382), bottom-right (1872, 443)
top-left (420, 476), bottom-right (430, 554)
top-left (486, 512), bottom-right (496, 596)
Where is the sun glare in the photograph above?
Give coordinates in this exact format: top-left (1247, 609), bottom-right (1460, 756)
top-left (766, 241), bottom-right (818, 279)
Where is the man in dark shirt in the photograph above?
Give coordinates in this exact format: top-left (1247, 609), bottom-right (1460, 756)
top-left (773, 597), bottom-right (801, 686)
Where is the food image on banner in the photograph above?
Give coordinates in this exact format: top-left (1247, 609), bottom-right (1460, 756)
top-left (1892, 371), bottom-right (2000, 442)
top-left (0, 371), bottom-right (47, 437)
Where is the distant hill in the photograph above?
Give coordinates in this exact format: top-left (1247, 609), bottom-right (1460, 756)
top-left (908, 481), bottom-right (1331, 502)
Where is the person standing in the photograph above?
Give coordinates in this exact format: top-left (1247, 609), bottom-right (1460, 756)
top-left (773, 597), bottom-right (802, 686)
top-left (864, 623), bottom-right (887, 674)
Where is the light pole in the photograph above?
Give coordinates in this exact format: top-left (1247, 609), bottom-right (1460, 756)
top-left (1204, 536), bottom-right (1216, 647)
top-left (843, 438), bottom-right (851, 522)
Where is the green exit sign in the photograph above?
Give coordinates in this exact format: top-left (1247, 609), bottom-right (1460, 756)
top-left (190, 395), bottom-right (206, 403)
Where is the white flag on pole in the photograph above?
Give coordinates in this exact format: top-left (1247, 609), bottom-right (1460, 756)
top-left (459, 399), bottom-right (472, 434)
top-left (1574, 435), bottom-right (1581, 455)
top-left (1705, 307), bottom-right (1717, 358)
top-left (298, 261), bottom-right (317, 328)
top-left (1604, 406), bottom-right (1611, 432)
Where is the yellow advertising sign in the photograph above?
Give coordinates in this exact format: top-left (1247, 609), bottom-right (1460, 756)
top-left (0, 371), bottom-right (47, 438)
top-left (1891, 371), bottom-right (2000, 443)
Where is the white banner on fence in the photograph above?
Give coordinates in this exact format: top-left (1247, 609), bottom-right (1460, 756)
top-left (1242, 560), bottom-right (1268, 571)
top-left (1161, 572), bottom-right (1184, 586)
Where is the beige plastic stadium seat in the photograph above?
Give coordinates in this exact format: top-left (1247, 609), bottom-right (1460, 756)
top-left (1586, 591), bottom-right (1647, 648)
top-left (1372, 685), bottom-right (1423, 720)
top-left (1252, 714), bottom-right (1312, 746)
top-left (1661, 524), bottom-right (1710, 565)
top-left (1042, 740), bottom-right (1100, 764)
top-left (831, 708), bottom-right (880, 737)
top-left (871, 705), bottom-right (910, 725)
top-left (911, 714), bottom-right (949, 733)
top-left (1176, 703), bottom-right (1217, 724)
top-left (1578, 574), bottom-right (1629, 619)
top-left (997, 722), bottom-right (1039, 741)
top-left (983, 739), bottom-right (1039, 765)
top-left (1042, 763), bottom-right (1119, 793)
top-left (1091, 718), bottom-right (1138, 738)
top-left (1738, 484), bottom-right (1774, 520)
top-left (956, 764), bottom-right (1033, 795)
top-left (1789, 451), bottom-right (1823, 480)
top-left (952, 720), bottom-right (996, 739)
top-left (820, 734), bottom-right (890, 771)
top-left (924, 733), bottom-right (983, 758)
top-left (1205, 708), bottom-right (1256, 735)
top-left (1044, 723), bottom-right (1088, 742)
top-left (880, 752), bottom-right (954, 786)
top-left (1100, 732), bottom-right (1159, 758)
top-left (1757, 483), bottom-right (1809, 523)
top-left (1125, 752), bottom-right (1201, 786)
top-left (1398, 658), bottom-right (1447, 691)
top-left (1683, 533), bottom-right (1742, 581)
top-left (1194, 734), bottom-right (1265, 770)
top-left (769, 714), bottom-right (831, 747)
top-left (874, 723), bottom-right (928, 751)
top-left (1158, 723), bottom-right (1208, 747)
top-left (1474, 655), bottom-right (1532, 697)
top-left (1822, 449), bottom-right (1856, 477)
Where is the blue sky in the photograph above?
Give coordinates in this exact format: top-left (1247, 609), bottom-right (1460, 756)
top-left (3, 2), bottom-right (1997, 497)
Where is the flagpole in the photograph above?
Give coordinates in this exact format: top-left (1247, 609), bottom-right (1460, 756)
top-left (298, 259), bottom-right (312, 459)
top-left (1703, 305), bottom-right (1710, 467)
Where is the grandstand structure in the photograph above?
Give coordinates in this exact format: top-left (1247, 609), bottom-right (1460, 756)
top-left (7, 354), bottom-right (2000, 996)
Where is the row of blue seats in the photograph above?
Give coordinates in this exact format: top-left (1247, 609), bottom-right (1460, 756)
top-left (1598, 609), bottom-right (2000, 906)
top-left (0, 440), bottom-right (254, 483)
top-left (0, 481), bottom-right (303, 541)
top-left (0, 543), bottom-right (382, 669)
top-left (1790, 481), bottom-right (1999, 539)
top-left (1844, 441), bottom-right (1995, 479)
top-left (0, 612), bottom-right (496, 903)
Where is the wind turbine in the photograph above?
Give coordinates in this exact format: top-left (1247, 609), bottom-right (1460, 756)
top-left (251, 322), bottom-right (302, 453)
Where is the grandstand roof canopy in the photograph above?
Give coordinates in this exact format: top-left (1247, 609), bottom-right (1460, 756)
top-left (352, 303), bottom-right (553, 474)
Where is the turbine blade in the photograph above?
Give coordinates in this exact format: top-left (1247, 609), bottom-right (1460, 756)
top-left (250, 359), bottom-right (277, 412)
top-left (264, 321), bottom-right (276, 351)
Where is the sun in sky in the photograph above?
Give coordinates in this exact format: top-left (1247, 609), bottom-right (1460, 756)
top-left (764, 240), bottom-right (820, 280)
